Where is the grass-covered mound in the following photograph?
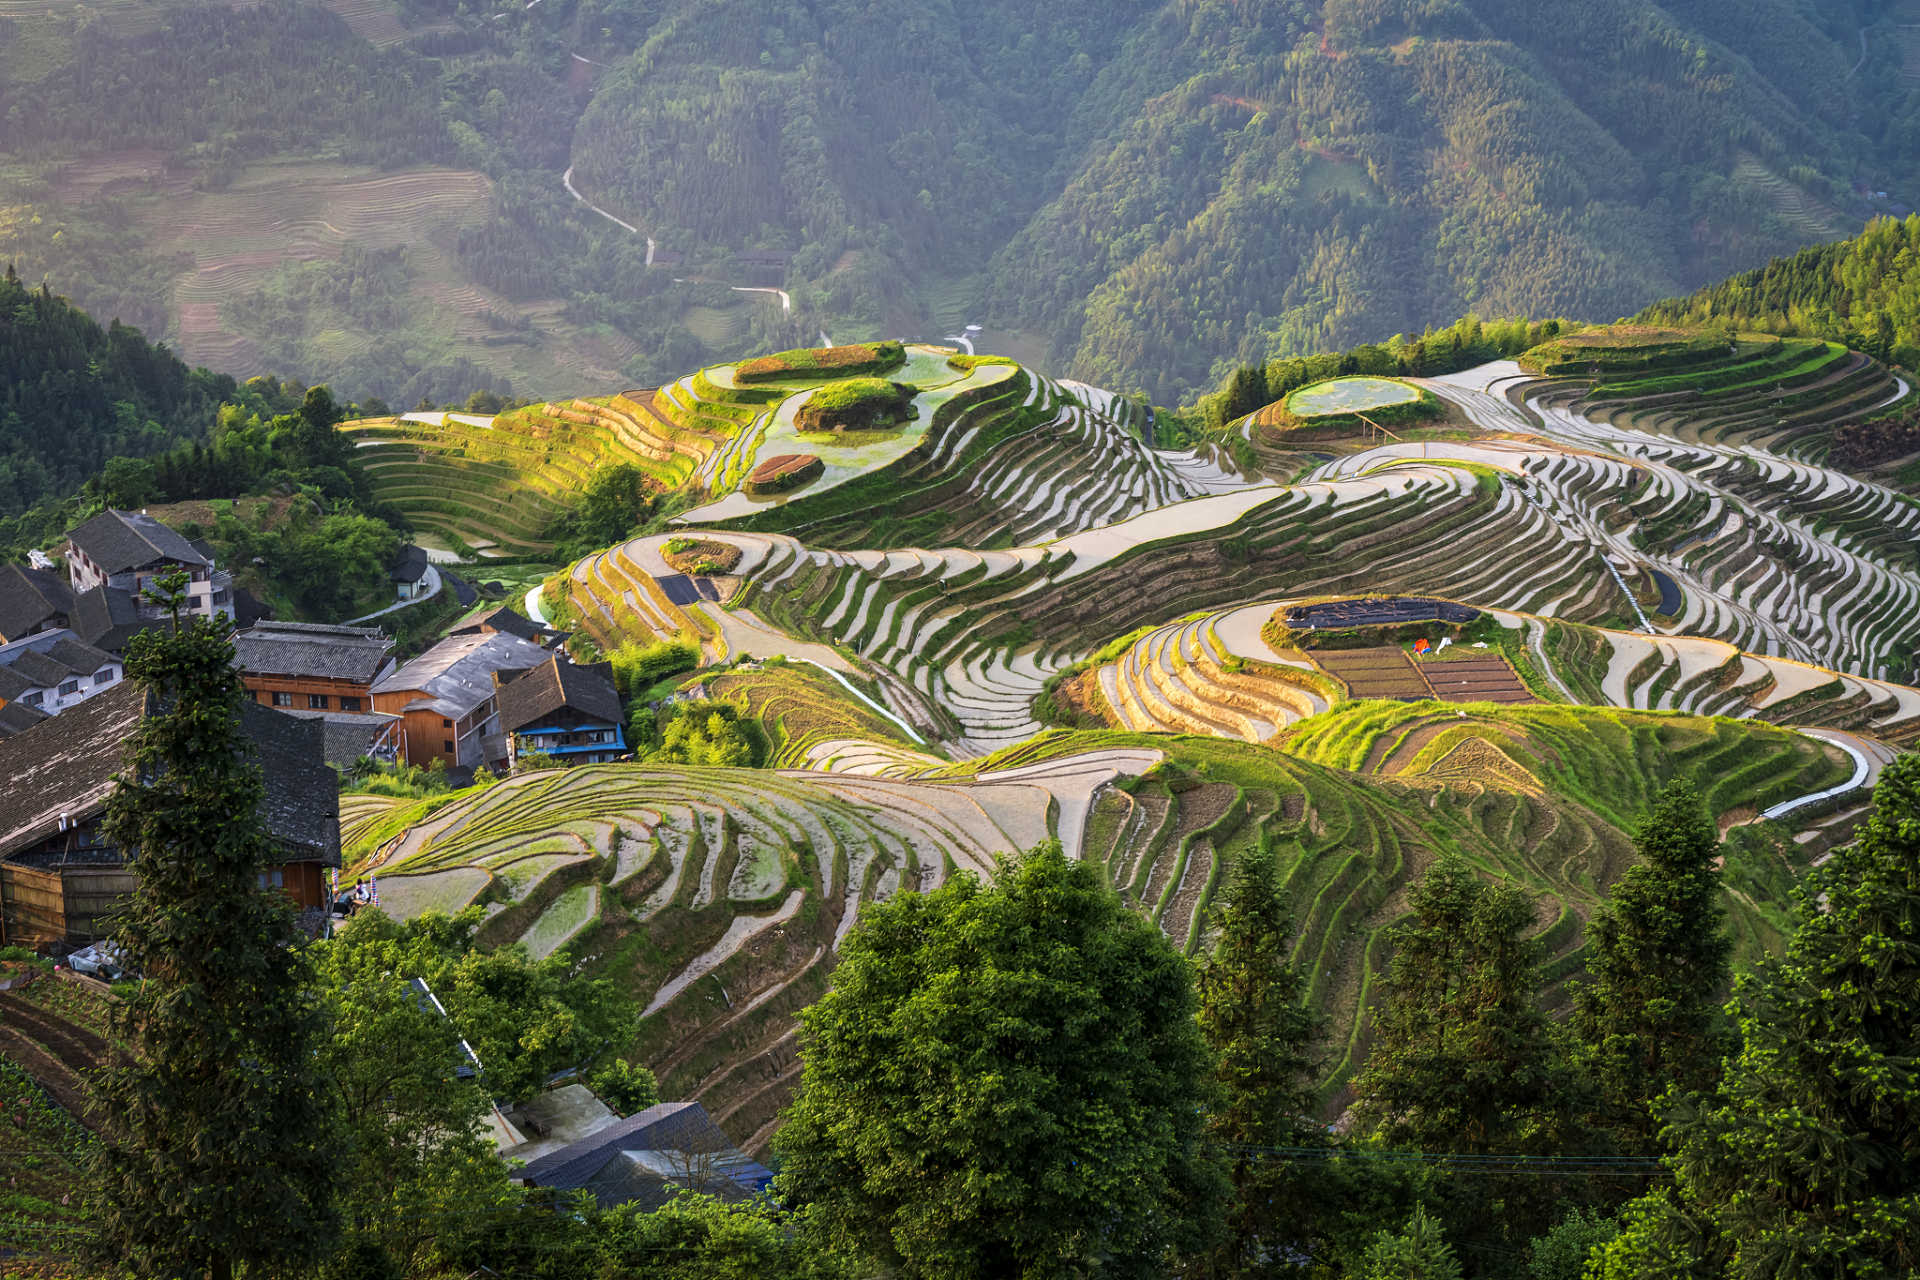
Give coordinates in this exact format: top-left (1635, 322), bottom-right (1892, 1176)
top-left (1255, 376), bottom-right (1443, 440)
top-left (661, 537), bottom-right (741, 574)
top-left (1518, 325), bottom-right (1725, 376)
top-left (743, 453), bottom-right (822, 496)
top-left (796, 378), bottom-right (919, 433)
top-left (736, 340), bottom-right (906, 384)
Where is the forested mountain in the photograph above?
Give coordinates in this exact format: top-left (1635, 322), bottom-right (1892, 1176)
top-left (1, 0), bottom-right (1916, 405)
top-left (0, 264), bottom-right (233, 508)
top-left (1638, 212), bottom-right (1920, 364)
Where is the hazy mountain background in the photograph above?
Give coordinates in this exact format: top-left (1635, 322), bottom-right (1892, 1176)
top-left (1, 0), bottom-right (1916, 424)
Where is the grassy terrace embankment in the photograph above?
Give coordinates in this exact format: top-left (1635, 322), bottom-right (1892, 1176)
top-left (343, 391), bottom-right (732, 554)
top-left (933, 718), bottom-right (1832, 1106)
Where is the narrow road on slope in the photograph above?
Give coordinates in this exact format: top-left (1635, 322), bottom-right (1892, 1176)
top-left (562, 165), bottom-right (653, 263)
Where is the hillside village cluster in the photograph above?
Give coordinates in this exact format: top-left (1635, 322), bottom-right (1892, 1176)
top-left (0, 508), bottom-right (766, 1205)
top-left (0, 506), bottom-right (639, 933)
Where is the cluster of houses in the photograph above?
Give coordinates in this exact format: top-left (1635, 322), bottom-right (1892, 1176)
top-left (0, 510), bottom-right (765, 1214)
top-left (0, 509), bottom-right (630, 949)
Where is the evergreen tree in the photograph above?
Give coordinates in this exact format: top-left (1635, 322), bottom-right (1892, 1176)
top-left (1195, 844), bottom-right (1326, 1278)
top-left (1363, 1205), bottom-right (1462, 1280)
top-left (1352, 855), bottom-right (1597, 1267)
top-left (775, 840), bottom-right (1223, 1280)
top-left (1592, 754), bottom-right (1920, 1280)
top-left (1572, 780), bottom-right (1734, 1157)
top-left (88, 575), bottom-right (340, 1280)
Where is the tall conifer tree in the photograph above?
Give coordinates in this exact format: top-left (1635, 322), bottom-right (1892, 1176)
top-left (1593, 754), bottom-right (1920, 1279)
top-left (1571, 779), bottom-right (1733, 1157)
top-left (1353, 856), bottom-right (1596, 1265)
top-left (1196, 844), bottom-right (1325, 1278)
top-left (88, 577), bottom-right (339, 1280)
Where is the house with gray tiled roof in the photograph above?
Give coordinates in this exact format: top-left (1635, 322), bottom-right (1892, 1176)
top-left (489, 655), bottom-right (624, 771)
top-left (64, 509), bottom-right (234, 624)
top-left (0, 681), bottom-right (340, 946)
top-left (0, 629), bottom-right (123, 737)
top-left (515, 1102), bottom-right (773, 1211)
top-left (0, 564), bottom-right (75, 642)
top-left (371, 631), bottom-right (550, 769)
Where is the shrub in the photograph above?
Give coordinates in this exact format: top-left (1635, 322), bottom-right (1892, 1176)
top-left (591, 1059), bottom-right (660, 1115)
top-left (610, 638), bottom-right (700, 695)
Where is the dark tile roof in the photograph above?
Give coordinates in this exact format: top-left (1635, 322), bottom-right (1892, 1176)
top-left (282, 709), bottom-right (401, 767)
top-left (372, 632), bottom-right (551, 719)
top-left (520, 1103), bottom-right (771, 1204)
top-left (9, 649), bottom-right (73, 687)
top-left (452, 607), bottom-right (547, 642)
top-left (233, 587), bottom-right (274, 626)
top-left (239, 701), bottom-right (341, 864)
top-left (73, 585), bottom-right (157, 653)
top-left (233, 622), bottom-right (392, 684)
top-left (495, 656), bottom-right (622, 733)
top-left (0, 564), bottom-right (74, 641)
top-left (0, 679), bottom-right (340, 866)
top-left (0, 699), bottom-right (49, 737)
top-left (43, 638), bottom-right (112, 676)
top-left (187, 538), bottom-right (216, 562)
top-left (390, 544), bottom-right (431, 584)
top-left (0, 666), bottom-right (37, 701)
top-left (65, 510), bottom-right (211, 576)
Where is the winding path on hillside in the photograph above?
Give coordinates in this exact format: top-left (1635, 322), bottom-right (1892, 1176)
top-left (561, 165), bottom-right (651, 262)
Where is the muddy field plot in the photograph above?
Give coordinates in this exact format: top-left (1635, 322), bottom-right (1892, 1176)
top-left (1312, 647), bottom-right (1433, 700)
top-left (1419, 656), bottom-right (1535, 705)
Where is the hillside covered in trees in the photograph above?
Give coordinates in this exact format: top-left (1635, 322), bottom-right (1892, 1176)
top-left (2, 0), bottom-right (1918, 405)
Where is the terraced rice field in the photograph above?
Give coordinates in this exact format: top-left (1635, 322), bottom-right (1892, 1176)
top-left (337, 747), bottom-right (1150, 1149)
top-left (377, 326), bottom-right (1920, 1134)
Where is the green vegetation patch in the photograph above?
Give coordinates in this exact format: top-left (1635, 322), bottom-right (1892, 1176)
top-left (796, 378), bottom-right (919, 433)
top-left (735, 340), bottom-right (906, 384)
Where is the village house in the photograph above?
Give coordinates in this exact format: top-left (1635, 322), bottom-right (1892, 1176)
top-left (489, 654), bottom-right (625, 771)
top-left (390, 544), bottom-right (434, 601)
top-left (516, 1102), bottom-right (773, 1211)
top-left (0, 563), bottom-right (75, 642)
top-left (450, 605), bottom-right (567, 647)
top-left (64, 509), bottom-right (235, 622)
top-left (234, 621), bottom-right (397, 714)
top-left (0, 681), bottom-right (341, 947)
top-left (235, 620), bottom-right (404, 763)
top-left (0, 631), bottom-right (122, 736)
top-left (370, 631), bottom-right (550, 769)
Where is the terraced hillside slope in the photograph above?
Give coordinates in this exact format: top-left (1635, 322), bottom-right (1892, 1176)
top-left (339, 701), bottom-right (1851, 1141)
top-left (338, 322), bottom-right (1920, 1157)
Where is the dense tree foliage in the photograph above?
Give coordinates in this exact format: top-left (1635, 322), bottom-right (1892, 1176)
top-left (1195, 844), bottom-right (1326, 1278)
top-left (1351, 855), bottom-right (1599, 1268)
top-left (776, 840), bottom-right (1223, 1280)
top-left (1639, 214), bottom-right (1920, 370)
top-left (1571, 781), bottom-right (1734, 1160)
top-left (0, 263), bottom-right (233, 511)
top-left (318, 915), bottom-right (519, 1277)
top-left (89, 586), bottom-right (340, 1280)
top-left (1593, 754), bottom-right (1920, 1279)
